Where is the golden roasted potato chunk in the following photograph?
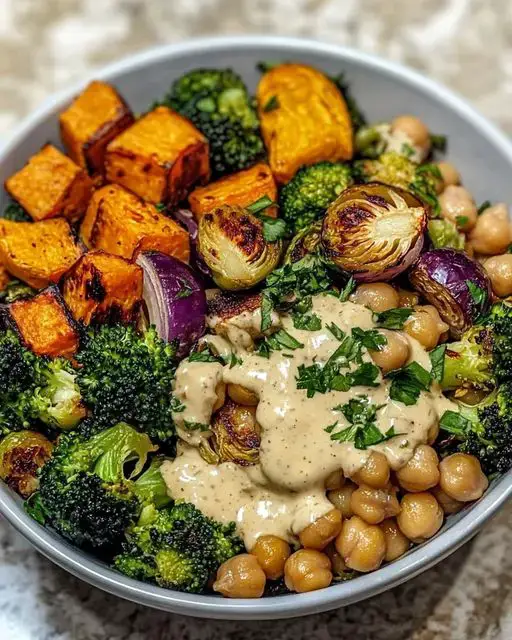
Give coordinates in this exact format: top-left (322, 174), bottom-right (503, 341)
top-left (4, 144), bottom-right (93, 222)
top-left (80, 183), bottom-right (190, 262)
top-left (0, 218), bottom-right (84, 288)
top-left (257, 63), bottom-right (353, 183)
top-left (189, 163), bottom-right (278, 220)
top-left (105, 106), bottom-right (210, 205)
top-left (9, 287), bottom-right (79, 357)
top-left (62, 250), bottom-right (143, 325)
top-left (60, 80), bottom-right (134, 173)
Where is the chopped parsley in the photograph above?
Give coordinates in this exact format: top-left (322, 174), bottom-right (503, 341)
top-left (338, 276), bottom-right (356, 302)
top-left (183, 420), bottom-right (210, 432)
top-left (439, 410), bottom-right (472, 435)
top-left (263, 95), bottom-right (280, 112)
top-left (175, 281), bottom-right (193, 299)
top-left (477, 200), bottom-right (491, 215)
top-left (246, 195), bottom-right (287, 243)
top-left (429, 344), bottom-right (446, 382)
top-left (260, 254), bottom-right (334, 331)
top-left (386, 362), bottom-right (432, 406)
top-left (326, 396), bottom-right (396, 449)
top-left (466, 280), bottom-right (488, 321)
top-left (351, 327), bottom-right (387, 352)
top-left (188, 350), bottom-right (221, 364)
top-left (222, 352), bottom-right (243, 368)
top-left (155, 202), bottom-right (167, 213)
top-left (373, 308), bottom-right (413, 329)
top-left (401, 142), bottom-right (415, 158)
top-left (256, 329), bottom-right (304, 358)
top-left (291, 297), bottom-right (322, 331)
top-left (456, 215), bottom-right (469, 227)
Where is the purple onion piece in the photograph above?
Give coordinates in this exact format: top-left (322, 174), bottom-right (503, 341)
top-left (136, 251), bottom-right (207, 357)
top-left (409, 248), bottom-right (492, 337)
top-left (172, 208), bottom-right (212, 280)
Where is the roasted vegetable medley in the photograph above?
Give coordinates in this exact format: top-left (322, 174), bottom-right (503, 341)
top-left (2, 62), bottom-right (512, 600)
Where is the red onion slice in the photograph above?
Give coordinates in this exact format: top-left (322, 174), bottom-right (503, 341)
top-left (136, 251), bottom-right (206, 356)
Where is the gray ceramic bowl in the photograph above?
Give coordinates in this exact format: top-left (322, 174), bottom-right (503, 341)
top-left (1, 35), bottom-right (512, 621)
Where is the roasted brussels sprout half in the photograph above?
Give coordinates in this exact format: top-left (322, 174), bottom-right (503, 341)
top-left (284, 221), bottom-right (322, 264)
top-left (200, 399), bottom-right (260, 466)
top-left (197, 205), bottom-right (282, 290)
top-left (321, 183), bottom-right (427, 281)
top-left (0, 430), bottom-right (53, 497)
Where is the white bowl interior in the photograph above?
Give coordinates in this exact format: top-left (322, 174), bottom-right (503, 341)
top-left (1, 36), bottom-right (512, 620)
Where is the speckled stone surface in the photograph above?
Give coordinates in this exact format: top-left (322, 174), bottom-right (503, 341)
top-left (1, 1), bottom-right (512, 638)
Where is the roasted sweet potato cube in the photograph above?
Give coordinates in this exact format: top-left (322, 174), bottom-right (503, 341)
top-left (9, 287), bottom-right (79, 357)
top-left (188, 163), bottom-right (278, 220)
top-left (105, 106), bottom-right (210, 205)
top-left (60, 80), bottom-right (134, 174)
top-left (257, 63), bottom-right (353, 183)
top-left (5, 144), bottom-right (93, 222)
top-left (80, 184), bottom-right (190, 262)
top-left (0, 218), bottom-right (84, 288)
top-left (62, 250), bottom-right (143, 325)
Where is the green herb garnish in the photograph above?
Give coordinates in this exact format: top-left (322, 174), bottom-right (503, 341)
top-left (386, 362), bottom-right (432, 406)
top-left (429, 344), bottom-right (446, 382)
top-left (257, 329), bottom-right (304, 358)
top-left (327, 396), bottom-right (395, 449)
top-left (351, 327), bottom-right (387, 352)
top-left (263, 95), bottom-right (280, 112)
top-left (477, 200), bottom-right (491, 215)
top-left (439, 410), bottom-right (472, 434)
top-left (373, 308), bottom-right (413, 329)
top-left (338, 276), bottom-right (356, 302)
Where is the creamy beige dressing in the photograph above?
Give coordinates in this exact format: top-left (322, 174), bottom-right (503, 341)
top-left (207, 307), bottom-right (281, 352)
top-left (375, 123), bottom-right (427, 163)
top-left (163, 294), bottom-right (455, 549)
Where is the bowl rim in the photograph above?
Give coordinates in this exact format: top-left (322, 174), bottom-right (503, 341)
top-left (1, 34), bottom-right (512, 620)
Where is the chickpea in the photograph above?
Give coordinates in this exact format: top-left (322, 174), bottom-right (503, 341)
top-left (325, 468), bottom-right (345, 491)
top-left (396, 445), bottom-right (440, 493)
top-left (432, 485), bottom-right (464, 515)
top-left (350, 485), bottom-right (401, 525)
top-left (284, 549), bottom-right (332, 593)
top-left (436, 161), bottom-right (460, 189)
top-left (404, 305), bottom-right (448, 350)
top-left (251, 535), bottom-right (291, 580)
top-left (439, 453), bottom-right (488, 502)
top-left (397, 288), bottom-right (420, 308)
top-left (469, 204), bottom-right (511, 255)
top-left (325, 543), bottom-right (347, 575)
top-left (335, 515), bottom-right (386, 572)
top-left (397, 492), bottom-right (443, 543)
top-left (483, 254), bottom-right (512, 297)
top-left (227, 383), bottom-right (259, 406)
top-left (350, 283), bottom-right (399, 313)
top-left (439, 185), bottom-right (478, 231)
top-left (352, 452), bottom-right (390, 489)
top-left (212, 381), bottom-right (226, 413)
top-left (299, 509), bottom-right (343, 550)
top-left (213, 554), bottom-right (266, 598)
top-left (391, 115), bottom-right (430, 152)
top-left (369, 329), bottom-right (410, 374)
top-left (328, 482), bottom-right (356, 518)
top-left (381, 519), bottom-right (410, 562)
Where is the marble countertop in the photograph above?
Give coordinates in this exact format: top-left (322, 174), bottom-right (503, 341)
top-left (1, 0), bottom-right (512, 638)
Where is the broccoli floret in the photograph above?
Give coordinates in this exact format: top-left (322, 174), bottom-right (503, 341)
top-left (428, 219), bottom-right (465, 250)
top-left (164, 69), bottom-right (264, 177)
top-left (441, 303), bottom-right (512, 390)
top-left (113, 501), bottom-right (243, 593)
top-left (75, 325), bottom-right (178, 445)
top-left (354, 151), bottom-right (442, 213)
top-left (31, 422), bottom-right (162, 554)
top-left (440, 384), bottom-right (512, 476)
top-left (0, 330), bottom-right (84, 434)
top-left (280, 162), bottom-right (353, 233)
top-left (1, 201), bottom-right (31, 222)
top-left (0, 279), bottom-right (37, 303)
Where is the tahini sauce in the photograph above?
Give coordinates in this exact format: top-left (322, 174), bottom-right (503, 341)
top-left (162, 294), bottom-right (454, 549)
